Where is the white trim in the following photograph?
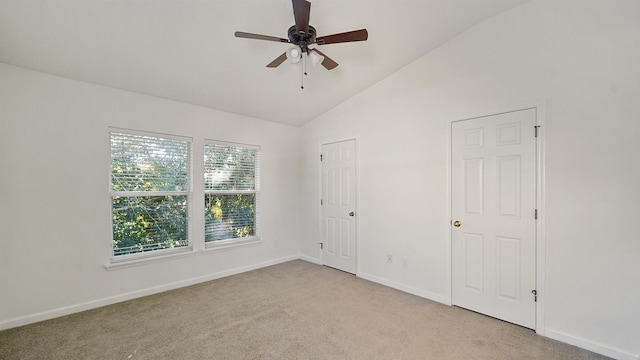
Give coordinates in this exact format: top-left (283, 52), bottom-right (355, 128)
top-left (444, 120), bottom-right (453, 306)
top-left (317, 141), bottom-right (324, 265)
top-left (105, 248), bottom-right (196, 270)
top-left (111, 190), bottom-right (189, 197)
top-left (533, 99), bottom-right (547, 335)
top-left (447, 100), bottom-right (547, 334)
top-left (545, 329), bottom-right (639, 360)
top-left (204, 138), bottom-right (261, 150)
top-left (1, 255), bottom-right (299, 331)
top-left (355, 137), bottom-right (361, 275)
top-left (204, 190), bottom-right (257, 195)
top-left (202, 236), bottom-right (263, 252)
top-left (109, 126), bottom-right (193, 143)
top-left (299, 254), bottom-right (322, 265)
top-left (358, 271), bottom-right (448, 305)
top-left (320, 137), bottom-right (359, 147)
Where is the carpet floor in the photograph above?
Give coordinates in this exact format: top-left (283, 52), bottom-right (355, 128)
top-left (0, 260), bottom-right (611, 359)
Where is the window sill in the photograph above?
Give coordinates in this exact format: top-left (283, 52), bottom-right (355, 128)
top-left (202, 237), bottom-right (262, 253)
top-left (104, 248), bottom-right (197, 270)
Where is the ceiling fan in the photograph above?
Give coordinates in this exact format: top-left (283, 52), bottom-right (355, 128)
top-left (234, 0), bottom-right (368, 71)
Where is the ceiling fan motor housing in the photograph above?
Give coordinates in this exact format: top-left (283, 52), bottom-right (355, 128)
top-left (288, 25), bottom-right (316, 52)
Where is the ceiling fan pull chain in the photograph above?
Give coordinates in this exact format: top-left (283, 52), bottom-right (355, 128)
top-left (301, 54), bottom-right (306, 89)
top-left (303, 52), bottom-right (308, 76)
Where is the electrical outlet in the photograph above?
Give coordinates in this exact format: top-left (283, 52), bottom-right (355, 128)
top-left (387, 254), bottom-right (393, 263)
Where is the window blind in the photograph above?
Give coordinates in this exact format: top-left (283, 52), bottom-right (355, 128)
top-left (204, 143), bottom-right (258, 191)
top-left (204, 141), bottom-right (259, 243)
top-left (111, 132), bottom-right (190, 192)
top-left (110, 130), bottom-right (192, 258)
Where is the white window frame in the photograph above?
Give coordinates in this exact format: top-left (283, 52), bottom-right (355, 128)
top-left (109, 128), bottom-right (193, 263)
top-left (204, 139), bottom-right (261, 250)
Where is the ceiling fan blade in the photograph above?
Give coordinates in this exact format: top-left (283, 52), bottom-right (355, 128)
top-left (235, 31), bottom-right (289, 43)
top-left (292, 0), bottom-right (310, 36)
top-left (266, 52), bottom-right (288, 68)
top-left (316, 29), bottom-right (368, 45)
top-left (311, 49), bottom-right (338, 70)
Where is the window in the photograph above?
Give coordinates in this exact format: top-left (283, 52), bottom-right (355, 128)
top-left (204, 141), bottom-right (260, 245)
top-left (110, 130), bottom-right (192, 259)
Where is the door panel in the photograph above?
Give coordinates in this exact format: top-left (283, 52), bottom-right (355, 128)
top-left (452, 109), bottom-right (536, 329)
top-left (463, 233), bottom-right (484, 292)
top-left (496, 236), bottom-right (521, 301)
top-left (321, 140), bottom-right (357, 274)
top-left (464, 158), bottom-right (484, 215)
top-left (497, 156), bottom-right (521, 217)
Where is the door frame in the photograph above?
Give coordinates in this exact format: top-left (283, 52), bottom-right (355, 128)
top-left (318, 137), bottom-right (360, 275)
top-left (446, 100), bottom-right (546, 335)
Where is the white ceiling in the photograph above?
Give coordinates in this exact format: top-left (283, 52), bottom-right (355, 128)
top-left (0, 0), bottom-right (526, 126)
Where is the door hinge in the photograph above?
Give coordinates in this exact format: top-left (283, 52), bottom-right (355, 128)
top-left (534, 125), bottom-right (541, 138)
top-left (320, 154), bottom-right (323, 161)
top-left (531, 289), bottom-right (537, 302)
top-left (535, 209), bottom-right (538, 220)
top-left (321, 199), bottom-right (323, 205)
top-left (319, 242), bottom-right (323, 249)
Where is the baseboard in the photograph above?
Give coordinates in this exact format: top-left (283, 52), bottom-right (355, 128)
top-left (7, 257), bottom-right (636, 360)
top-left (0, 255), bottom-right (299, 331)
top-left (299, 254), bottom-right (321, 265)
top-left (358, 271), bottom-right (448, 305)
top-left (545, 328), bottom-right (639, 360)
top-left (298, 260), bottom-right (448, 305)
top-left (351, 270), bottom-right (639, 360)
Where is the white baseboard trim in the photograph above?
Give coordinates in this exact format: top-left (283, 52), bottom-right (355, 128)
top-left (5, 256), bottom-right (636, 360)
top-left (358, 271), bottom-right (448, 305)
top-left (299, 254), bottom-right (321, 265)
top-left (0, 255), bottom-right (299, 331)
top-left (545, 328), bottom-right (639, 360)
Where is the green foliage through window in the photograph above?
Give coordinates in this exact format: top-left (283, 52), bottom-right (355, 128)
top-left (110, 131), bottom-right (191, 257)
top-left (204, 142), bottom-right (259, 243)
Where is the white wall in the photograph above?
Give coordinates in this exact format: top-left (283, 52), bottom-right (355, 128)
top-left (301, 1), bottom-right (639, 359)
top-left (2, 0), bottom-right (639, 358)
top-left (0, 63), bottom-right (301, 328)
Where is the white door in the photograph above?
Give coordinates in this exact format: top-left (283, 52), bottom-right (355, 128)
top-left (321, 140), bottom-right (357, 274)
top-left (451, 108), bottom-right (537, 329)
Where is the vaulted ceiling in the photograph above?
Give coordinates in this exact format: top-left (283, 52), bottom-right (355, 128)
top-left (0, 0), bottom-right (526, 126)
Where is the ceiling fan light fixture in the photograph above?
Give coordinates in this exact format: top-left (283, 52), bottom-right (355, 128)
top-left (308, 50), bottom-right (325, 67)
top-left (286, 46), bottom-right (302, 63)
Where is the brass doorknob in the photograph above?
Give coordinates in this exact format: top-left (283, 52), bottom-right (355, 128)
top-left (453, 220), bottom-right (461, 227)
top-left (349, 211), bottom-right (355, 217)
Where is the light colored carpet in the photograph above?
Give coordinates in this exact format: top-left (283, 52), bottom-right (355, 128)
top-left (0, 260), bottom-right (610, 359)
